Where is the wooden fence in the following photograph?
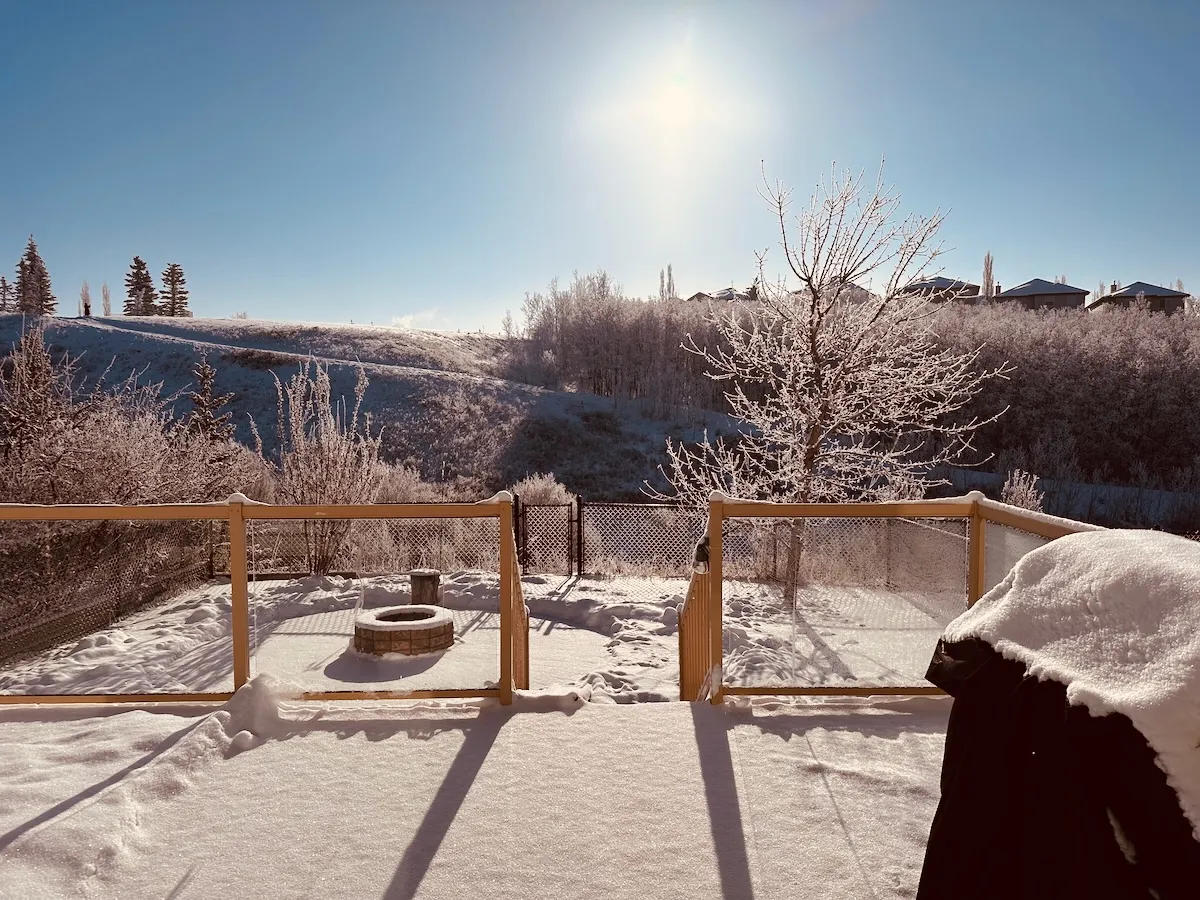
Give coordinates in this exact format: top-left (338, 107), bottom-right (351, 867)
top-left (678, 492), bottom-right (1100, 703)
top-left (0, 493), bottom-right (529, 706)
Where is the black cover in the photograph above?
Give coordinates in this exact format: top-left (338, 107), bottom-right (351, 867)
top-left (918, 638), bottom-right (1200, 899)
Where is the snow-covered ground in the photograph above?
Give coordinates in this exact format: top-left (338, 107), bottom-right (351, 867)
top-left (0, 573), bottom-right (962, 702)
top-left (0, 315), bottom-right (729, 496)
top-left (0, 679), bottom-right (951, 899)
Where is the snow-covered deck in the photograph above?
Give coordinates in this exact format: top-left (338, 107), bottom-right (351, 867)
top-left (0, 683), bottom-right (950, 899)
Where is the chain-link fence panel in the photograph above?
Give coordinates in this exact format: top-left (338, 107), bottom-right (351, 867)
top-left (518, 504), bottom-right (573, 575)
top-left (582, 503), bottom-right (706, 577)
top-left (720, 516), bottom-right (969, 690)
top-left (0, 517), bottom-right (233, 696)
top-left (246, 516), bottom-right (502, 694)
top-left (983, 521), bottom-right (1050, 596)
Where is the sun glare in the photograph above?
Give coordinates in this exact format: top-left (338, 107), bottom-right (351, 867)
top-left (573, 25), bottom-right (767, 231)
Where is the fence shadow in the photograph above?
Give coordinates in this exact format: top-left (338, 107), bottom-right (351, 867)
top-left (690, 703), bottom-right (756, 900)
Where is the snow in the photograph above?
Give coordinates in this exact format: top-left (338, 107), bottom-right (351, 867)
top-left (0, 678), bottom-right (951, 899)
top-left (945, 528), bottom-right (1200, 838)
top-left (355, 605), bottom-right (455, 632)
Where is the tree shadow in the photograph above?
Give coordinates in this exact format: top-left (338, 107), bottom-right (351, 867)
top-left (690, 703), bottom-right (756, 900)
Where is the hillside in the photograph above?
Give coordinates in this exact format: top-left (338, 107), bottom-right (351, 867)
top-left (0, 315), bottom-right (729, 499)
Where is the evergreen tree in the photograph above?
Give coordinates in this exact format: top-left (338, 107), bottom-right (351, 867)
top-left (182, 354), bottom-right (235, 441)
top-left (123, 256), bottom-right (157, 315)
top-left (160, 263), bottom-right (189, 316)
top-left (0, 276), bottom-right (13, 312)
top-left (15, 236), bottom-right (56, 316)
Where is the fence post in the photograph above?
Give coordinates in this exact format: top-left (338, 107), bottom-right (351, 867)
top-left (968, 501), bottom-right (986, 607)
top-left (708, 494), bottom-right (724, 704)
top-left (576, 496), bottom-right (585, 576)
top-left (228, 500), bottom-right (251, 689)
top-left (499, 498), bottom-right (515, 705)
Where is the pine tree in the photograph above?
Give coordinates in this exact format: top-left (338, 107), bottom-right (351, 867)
top-left (124, 256), bottom-right (157, 315)
top-left (0, 276), bottom-right (13, 312)
top-left (182, 354), bottom-right (235, 441)
top-left (15, 236), bottom-right (56, 316)
top-left (160, 263), bottom-right (189, 316)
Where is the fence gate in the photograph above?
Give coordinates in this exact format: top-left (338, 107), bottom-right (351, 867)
top-left (514, 499), bottom-right (576, 575)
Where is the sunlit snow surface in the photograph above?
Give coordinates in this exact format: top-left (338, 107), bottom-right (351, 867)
top-left (0, 678), bottom-right (950, 899)
top-left (0, 573), bottom-right (960, 702)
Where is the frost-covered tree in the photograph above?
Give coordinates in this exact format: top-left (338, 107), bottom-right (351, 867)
top-left (15, 236), bottom-right (56, 316)
top-left (1001, 468), bottom-right (1043, 511)
top-left (123, 256), bottom-right (157, 316)
top-left (652, 162), bottom-right (1005, 508)
top-left (181, 354), bottom-right (234, 441)
top-left (650, 163), bottom-right (1007, 604)
top-left (981, 252), bottom-right (994, 301)
top-left (660, 268), bottom-right (667, 302)
top-left (80, 282), bottom-right (91, 317)
top-left (667, 264), bottom-right (675, 300)
top-left (160, 263), bottom-right (189, 316)
top-left (101, 281), bottom-right (111, 316)
top-left (252, 361), bottom-right (386, 573)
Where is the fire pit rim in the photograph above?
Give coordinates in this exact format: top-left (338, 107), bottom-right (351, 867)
top-left (354, 604), bottom-right (453, 632)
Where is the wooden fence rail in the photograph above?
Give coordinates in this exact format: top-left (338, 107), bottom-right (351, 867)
top-left (678, 492), bottom-right (1098, 703)
top-left (0, 493), bottom-right (528, 706)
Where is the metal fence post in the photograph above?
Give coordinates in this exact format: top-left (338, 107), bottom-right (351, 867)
top-left (576, 496), bottom-right (585, 576)
top-left (228, 501), bottom-right (251, 689)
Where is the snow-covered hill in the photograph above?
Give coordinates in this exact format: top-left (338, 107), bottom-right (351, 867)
top-left (0, 315), bottom-right (729, 498)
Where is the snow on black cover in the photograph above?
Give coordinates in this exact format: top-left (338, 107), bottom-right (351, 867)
top-left (944, 529), bottom-right (1200, 837)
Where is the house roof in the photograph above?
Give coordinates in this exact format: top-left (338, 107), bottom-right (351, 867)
top-left (1107, 281), bottom-right (1188, 299)
top-left (995, 278), bottom-right (1087, 298)
top-left (908, 277), bottom-right (979, 292)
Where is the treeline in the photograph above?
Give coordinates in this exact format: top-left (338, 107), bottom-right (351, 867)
top-left (929, 302), bottom-right (1200, 493)
top-left (505, 271), bottom-right (1200, 496)
top-left (504, 271), bottom-right (726, 418)
top-left (0, 235), bottom-right (191, 318)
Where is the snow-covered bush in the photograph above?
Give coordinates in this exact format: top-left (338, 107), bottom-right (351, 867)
top-left (1001, 469), bottom-right (1044, 512)
top-left (510, 472), bottom-right (576, 505)
top-left (253, 360), bottom-right (386, 573)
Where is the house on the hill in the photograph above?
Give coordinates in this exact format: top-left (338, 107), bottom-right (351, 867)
top-left (1088, 281), bottom-right (1189, 315)
top-left (905, 277), bottom-right (980, 302)
top-left (994, 279), bottom-right (1088, 310)
top-left (684, 291), bottom-right (712, 303)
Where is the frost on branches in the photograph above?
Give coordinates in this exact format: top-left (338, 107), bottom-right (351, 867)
top-left (652, 163), bottom-right (1008, 509)
top-left (252, 361), bottom-right (386, 574)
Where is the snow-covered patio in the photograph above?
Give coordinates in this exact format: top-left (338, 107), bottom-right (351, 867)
top-left (0, 681), bottom-right (951, 899)
top-left (0, 571), bottom-right (961, 703)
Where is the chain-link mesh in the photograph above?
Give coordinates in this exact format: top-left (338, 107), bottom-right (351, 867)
top-left (0, 517), bottom-right (232, 695)
top-left (720, 516), bottom-right (969, 689)
top-left (983, 521), bottom-right (1050, 595)
top-left (519, 504), bottom-right (572, 574)
top-left (582, 503), bottom-right (706, 577)
top-left (246, 516), bottom-right (502, 693)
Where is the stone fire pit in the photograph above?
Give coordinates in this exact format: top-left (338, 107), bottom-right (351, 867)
top-left (353, 605), bottom-right (455, 657)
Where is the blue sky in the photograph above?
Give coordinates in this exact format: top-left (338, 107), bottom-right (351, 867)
top-left (1, 0), bottom-right (1196, 330)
